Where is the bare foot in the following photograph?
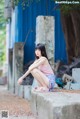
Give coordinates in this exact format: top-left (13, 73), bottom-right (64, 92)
top-left (33, 87), bottom-right (49, 92)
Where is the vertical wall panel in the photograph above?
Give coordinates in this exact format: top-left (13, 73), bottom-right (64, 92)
top-left (10, 0), bottom-right (67, 64)
top-left (10, 10), bottom-right (16, 48)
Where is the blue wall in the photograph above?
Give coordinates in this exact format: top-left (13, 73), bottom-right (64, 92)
top-left (10, 0), bottom-right (67, 64)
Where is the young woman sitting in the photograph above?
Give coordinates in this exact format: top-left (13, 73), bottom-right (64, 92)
top-left (18, 43), bottom-right (55, 92)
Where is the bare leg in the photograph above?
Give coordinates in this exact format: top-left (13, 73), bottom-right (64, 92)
top-left (31, 68), bottom-right (49, 88)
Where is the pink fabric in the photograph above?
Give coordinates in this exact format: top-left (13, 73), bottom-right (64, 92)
top-left (38, 64), bottom-right (54, 75)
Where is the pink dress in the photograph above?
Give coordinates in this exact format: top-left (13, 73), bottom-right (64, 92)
top-left (38, 64), bottom-right (55, 91)
top-left (38, 64), bottom-right (54, 75)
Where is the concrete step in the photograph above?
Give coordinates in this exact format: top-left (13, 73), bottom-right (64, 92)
top-left (0, 77), bottom-right (7, 85)
top-left (31, 91), bottom-right (80, 119)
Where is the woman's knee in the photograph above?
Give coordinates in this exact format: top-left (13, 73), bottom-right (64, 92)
top-left (31, 68), bottom-right (38, 74)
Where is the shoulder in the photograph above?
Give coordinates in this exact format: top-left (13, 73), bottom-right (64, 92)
top-left (40, 56), bottom-right (46, 59)
top-left (39, 56), bottom-right (48, 62)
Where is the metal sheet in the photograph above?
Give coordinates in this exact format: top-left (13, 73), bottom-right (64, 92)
top-left (9, 0), bottom-right (67, 64)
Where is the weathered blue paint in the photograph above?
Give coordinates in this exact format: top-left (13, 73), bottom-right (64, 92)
top-left (10, 0), bottom-right (67, 64)
top-left (15, 4), bottom-right (23, 42)
top-left (55, 10), bottom-right (67, 63)
top-left (10, 10), bottom-right (16, 48)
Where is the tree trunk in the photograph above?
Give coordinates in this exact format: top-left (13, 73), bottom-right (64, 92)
top-left (60, 10), bottom-right (80, 63)
top-left (70, 10), bottom-right (80, 57)
top-left (60, 12), bottom-right (75, 63)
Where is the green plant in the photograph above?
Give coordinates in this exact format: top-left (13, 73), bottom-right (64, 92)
top-left (12, 0), bottom-right (40, 8)
top-left (54, 0), bottom-right (80, 14)
top-left (0, 0), bottom-right (6, 66)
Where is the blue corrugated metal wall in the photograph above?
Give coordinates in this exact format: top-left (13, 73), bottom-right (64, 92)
top-left (10, 10), bottom-right (16, 48)
top-left (10, 0), bottom-right (67, 64)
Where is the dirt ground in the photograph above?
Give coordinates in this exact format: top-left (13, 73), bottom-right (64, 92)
top-left (53, 88), bottom-right (80, 93)
top-left (0, 85), bottom-right (80, 119)
top-left (0, 85), bottom-right (35, 119)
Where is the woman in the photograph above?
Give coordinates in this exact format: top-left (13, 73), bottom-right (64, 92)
top-left (18, 43), bottom-right (55, 91)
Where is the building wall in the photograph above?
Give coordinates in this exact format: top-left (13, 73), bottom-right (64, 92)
top-left (9, 0), bottom-right (67, 64)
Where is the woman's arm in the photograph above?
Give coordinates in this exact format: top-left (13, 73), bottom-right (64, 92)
top-left (17, 69), bottom-right (31, 84)
top-left (18, 57), bottom-right (47, 85)
top-left (28, 57), bottom-right (46, 71)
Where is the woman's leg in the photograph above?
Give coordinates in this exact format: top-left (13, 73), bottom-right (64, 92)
top-left (31, 68), bottom-right (49, 88)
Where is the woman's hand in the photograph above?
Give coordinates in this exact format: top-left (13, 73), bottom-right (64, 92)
top-left (17, 77), bottom-right (23, 85)
top-left (17, 69), bottom-right (31, 85)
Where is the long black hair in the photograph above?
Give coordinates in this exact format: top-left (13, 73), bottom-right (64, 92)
top-left (35, 43), bottom-right (48, 59)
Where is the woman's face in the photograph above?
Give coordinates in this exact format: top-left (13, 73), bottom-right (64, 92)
top-left (35, 49), bottom-right (42, 58)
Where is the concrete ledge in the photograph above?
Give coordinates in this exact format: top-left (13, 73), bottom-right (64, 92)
top-left (31, 91), bottom-right (80, 119)
top-left (0, 77), bottom-right (7, 85)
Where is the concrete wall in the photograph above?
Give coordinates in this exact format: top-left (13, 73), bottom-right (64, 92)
top-left (8, 48), bottom-right (13, 91)
top-left (31, 91), bottom-right (80, 119)
top-left (8, 42), bottom-right (32, 100)
top-left (13, 42), bottom-right (24, 95)
top-left (36, 16), bottom-right (55, 68)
